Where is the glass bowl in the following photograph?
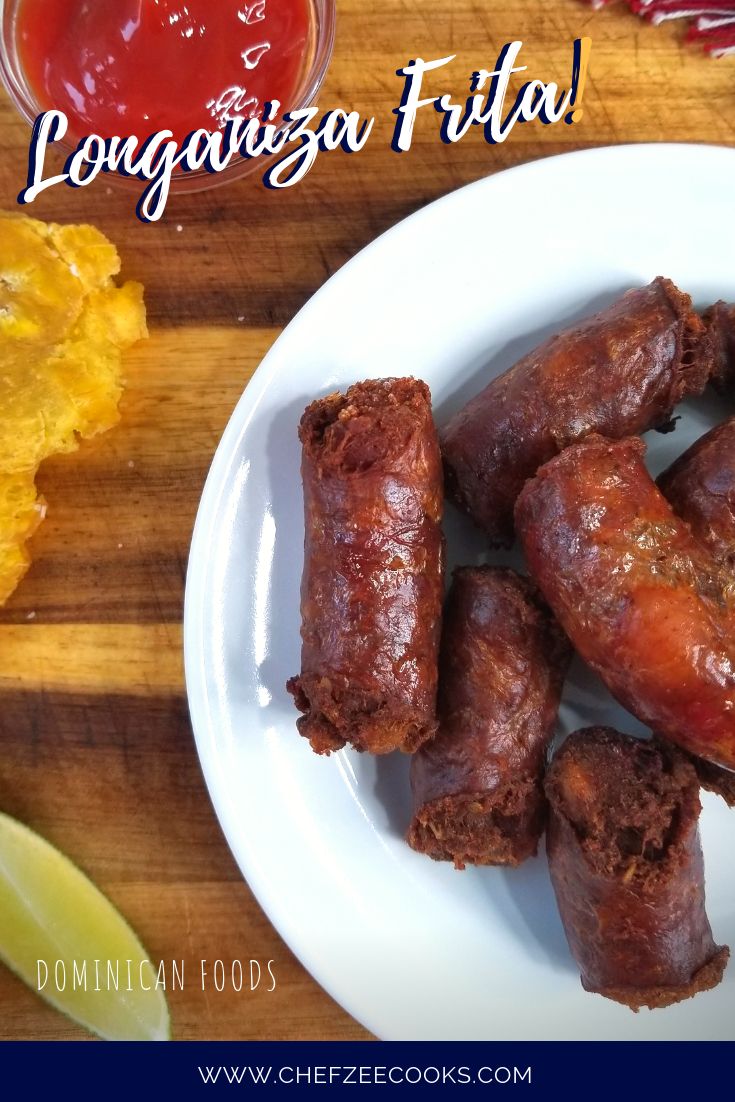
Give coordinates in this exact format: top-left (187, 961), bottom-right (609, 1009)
top-left (0, 0), bottom-right (336, 193)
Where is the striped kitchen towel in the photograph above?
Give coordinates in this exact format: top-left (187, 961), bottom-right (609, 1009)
top-left (583, 1), bottom-right (735, 56)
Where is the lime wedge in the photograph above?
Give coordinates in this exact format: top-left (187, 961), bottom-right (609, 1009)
top-left (0, 812), bottom-right (170, 1040)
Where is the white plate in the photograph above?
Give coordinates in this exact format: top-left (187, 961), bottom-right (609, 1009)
top-left (184, 144), bottom-right (735, 1041)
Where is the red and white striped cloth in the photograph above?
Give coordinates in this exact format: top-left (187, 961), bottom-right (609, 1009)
top-left (583, 1), bottom-right (735, 56)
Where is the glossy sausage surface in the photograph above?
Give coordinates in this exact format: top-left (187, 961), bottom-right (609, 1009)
top-left (516, 434), bottom-right (735, 770)
top-left (546, 727), bottom-right (728, 1010)
top-left (659, 417), bottom-right (735, 799)
top-left (408, 566), bottom-right (570, 868)
top-left (704, 300), bottom-right (735, 394)
top-left (288, 377), bottom-right (444, 755)
top-left (659, 416), bottom-right (735, 570)
top-left (442, 278), bottom-right (708, 545)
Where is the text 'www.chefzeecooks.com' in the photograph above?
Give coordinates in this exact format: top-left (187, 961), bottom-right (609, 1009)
top-left (17, 38), bottom-right (590, 224)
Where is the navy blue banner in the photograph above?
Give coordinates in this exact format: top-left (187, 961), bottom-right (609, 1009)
top-left (0, 1041), bottom-right (731, 1099)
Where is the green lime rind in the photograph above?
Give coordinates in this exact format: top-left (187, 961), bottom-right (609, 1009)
top-left (0, 812), bottom-right (170, 1041)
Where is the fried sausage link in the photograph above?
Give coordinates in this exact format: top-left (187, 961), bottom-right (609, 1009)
top-left (409, 567), bottom-right (570, 868)
top-left (442, 278), bottom-right (708, 545)
top-left (288, 377), bottom-right (444, 755)
top-left (546, 728), bottom-right (728, 1010)
top-left (516, 434), bottom-right (735, 770)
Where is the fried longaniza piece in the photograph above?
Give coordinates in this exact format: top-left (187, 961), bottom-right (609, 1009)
top-left (408, 566), bottom-right (570, 869)
top-left (658, 417), bottom-right (735, 802)
top-left (659, 416), bottom-right (735, 571)
top-left (546, 727), bottom-right (728, 1011)
top-left (442, 278), bottom-right (708, 545)
top-left (287, 377), bottom-right (444, 755)
top-left (516, 434), bottom-right (735, 771)
top-left (703, 301), bottom-right (735, 394)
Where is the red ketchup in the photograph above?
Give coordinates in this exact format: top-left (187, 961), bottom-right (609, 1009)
top-left (16, 0), bottom-right (312, 145)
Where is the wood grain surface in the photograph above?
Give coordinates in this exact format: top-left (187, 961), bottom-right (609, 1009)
top-left (0, 0), bottom-right (733, 1041)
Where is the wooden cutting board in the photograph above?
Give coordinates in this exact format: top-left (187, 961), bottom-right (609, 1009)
top-left (0, 0), bottom-right (732, 1040)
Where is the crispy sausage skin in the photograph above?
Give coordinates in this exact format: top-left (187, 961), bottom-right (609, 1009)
top-left (287, 378), bottom-right (444, 755)
top-left (659, 416), bottom-right (735, 570)
top-left (545, 728), bottom-right (728, 1010)
top-left (408, 567), bottom-right (571, 869)
top-left (703, 301), bottom-right (735, 394)
top-left (442, 278), bottom-right (708, 545)
top-left (515, 434), bottom-right (735, 770)
top-left (658, 417), bottom-right (735, 801)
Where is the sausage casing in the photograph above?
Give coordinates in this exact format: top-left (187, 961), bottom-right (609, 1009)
top-left (658, 417), bottom-right (735, 800)
top-left (703, 301), bottom-right (735, 394)
top-left (515, 434), bottom-right (735, 770)
top-left (545, 727), bottom-right (728, 1010)
top-left (658, 416), bottom-right (735, 570)
top-left (287, 377), bottom-right (444, 755)
top-left (442, 278), bottom-right (708, 544)
top-left (408, 567), bottom-right (570, 868)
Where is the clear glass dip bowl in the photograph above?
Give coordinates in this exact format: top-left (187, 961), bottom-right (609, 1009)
top-left (0, 0), bottom-right (336, 193)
